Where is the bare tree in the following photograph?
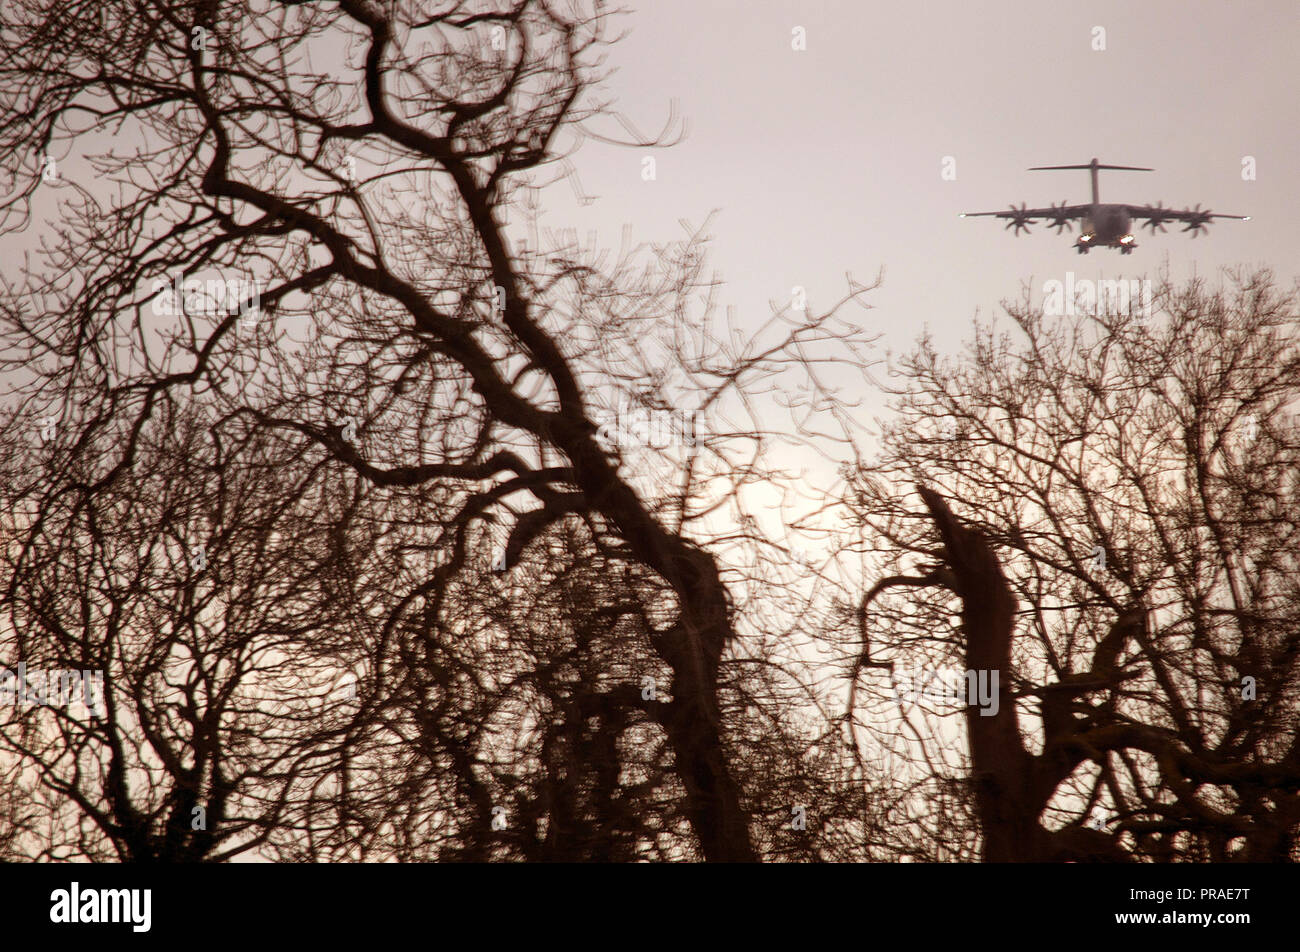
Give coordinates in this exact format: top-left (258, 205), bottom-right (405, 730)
top-left (847, 270), bottom-right (1300, 861)
top-left (0, 0), bottom-right (881, 861)
top-left (0, 396), bottom-right (393, 860)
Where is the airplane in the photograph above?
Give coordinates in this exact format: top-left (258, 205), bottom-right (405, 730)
top-left (960, 158), bottom-right (1250, 254)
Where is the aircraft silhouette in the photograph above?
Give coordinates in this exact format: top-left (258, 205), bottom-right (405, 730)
top-left (961, 158), bottom-right (1249, 254)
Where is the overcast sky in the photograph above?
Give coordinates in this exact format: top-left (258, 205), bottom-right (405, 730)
top-left (550, 0), bottom-right (1297, 382)
top-left (9, 0), bottom-right (1294, 468)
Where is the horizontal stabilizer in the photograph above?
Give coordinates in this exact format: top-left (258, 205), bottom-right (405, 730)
top-left (1030, 162), bottom-right (1153, 172)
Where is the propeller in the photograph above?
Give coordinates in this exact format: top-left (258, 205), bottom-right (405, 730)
top-left (1003, 202), bottom-right (1036, 236)
top-left (1045, 200), bottom-right (1073, 234)
top-left (1142, 201), bottom-right (1172, 233)
top-left (1182, 203), bottom-right (1213, 237)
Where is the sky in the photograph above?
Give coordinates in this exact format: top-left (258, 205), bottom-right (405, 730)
top-left (3, 0), bottom-right (1295, 862)
top-left (12, 0), bottom-right (1296, 429)
top-left (545, 0), bottom-right (1297, 394)
top-left (7, 0), bottom-right (1296, 539)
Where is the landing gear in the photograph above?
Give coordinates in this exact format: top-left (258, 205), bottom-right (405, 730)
top-left (1120, 243), bottom-right (1136, 255)
top-left (1076, 244), bottom-right (1090, 255)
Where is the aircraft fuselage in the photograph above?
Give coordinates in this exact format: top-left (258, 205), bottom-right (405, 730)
top-left (1078, 204), bottom-right (1135, 253)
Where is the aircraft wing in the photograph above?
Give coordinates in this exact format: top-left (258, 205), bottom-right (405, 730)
top-left (960, 203), bottom-right (1090, 235)
top-left (960, 204), bottom-right (1089, 221)
top-left (1124, 204), bottom-right (1250, 234)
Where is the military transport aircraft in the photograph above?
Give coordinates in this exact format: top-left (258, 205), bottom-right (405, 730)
top-left (960, 158), bottom-right (1249, 254)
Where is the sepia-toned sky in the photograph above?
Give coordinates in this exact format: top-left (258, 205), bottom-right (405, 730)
top-left (7, 0), bottom-right (1295, 477)
top-left (549, 0), bottom-right (1297, 385)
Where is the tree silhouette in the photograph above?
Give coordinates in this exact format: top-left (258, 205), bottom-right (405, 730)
top-left (848, 271), bottom-right (1300, 861)
top-left (0, 0), bottom-right (879, 861)
top-left (5, 0), bottom-right (1293, 866)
